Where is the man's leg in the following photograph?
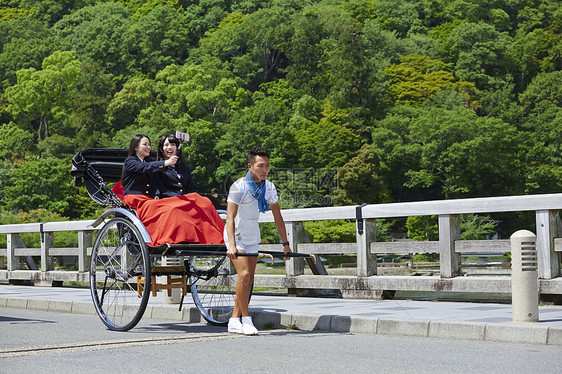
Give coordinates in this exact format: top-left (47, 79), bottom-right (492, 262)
top-left (231, 253), bottom-right (257, 318)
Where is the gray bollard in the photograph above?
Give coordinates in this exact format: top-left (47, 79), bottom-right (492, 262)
top-left (510, 230), bottom-right (539, 322)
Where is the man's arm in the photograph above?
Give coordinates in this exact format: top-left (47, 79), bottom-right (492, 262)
top-left (225, 201), bottom-right (239, 259)
top-left (270, 202), bottom-right (292, 255)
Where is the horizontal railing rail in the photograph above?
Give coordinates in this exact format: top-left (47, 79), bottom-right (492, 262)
top-left (1, 193), bottom-right (561, 296)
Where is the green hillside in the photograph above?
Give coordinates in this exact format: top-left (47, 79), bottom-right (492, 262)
top-left (0, 0), bottom-right (560, 238)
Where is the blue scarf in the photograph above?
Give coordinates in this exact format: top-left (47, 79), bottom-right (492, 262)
top-left (246, 170), bottom-right (269, 213)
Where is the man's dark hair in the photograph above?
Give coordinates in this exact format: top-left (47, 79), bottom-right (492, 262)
top-left (247, 147), bottom-right (269, 164)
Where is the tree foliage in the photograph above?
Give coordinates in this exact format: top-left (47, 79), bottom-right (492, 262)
top-left (4, 157), bottom-right (76, 215)
top-left (0, 0), bottom-right (560, 240)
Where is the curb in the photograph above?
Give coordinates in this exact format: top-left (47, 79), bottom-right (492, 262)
top-left (2, 296), bottom-right (561, 346)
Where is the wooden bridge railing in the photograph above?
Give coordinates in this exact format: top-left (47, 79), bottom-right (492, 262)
top-left (1, 193), bottom-right (561, 297)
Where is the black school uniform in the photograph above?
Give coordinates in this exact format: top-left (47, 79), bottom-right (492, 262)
top-left (158, 163), bottom-right (195, 198)
top-left (121, 156), bottom-right (165, 198)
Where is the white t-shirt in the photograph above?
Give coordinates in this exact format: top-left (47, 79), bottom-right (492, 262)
top-left (224, 177), bottom-right (279, 245)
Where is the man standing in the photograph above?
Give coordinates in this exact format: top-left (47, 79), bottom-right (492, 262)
top-left (224, 147), bottom-right (292, 335)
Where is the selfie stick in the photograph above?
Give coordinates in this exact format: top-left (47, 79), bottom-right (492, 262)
top-left (175, 131), bottom-right (190, 150)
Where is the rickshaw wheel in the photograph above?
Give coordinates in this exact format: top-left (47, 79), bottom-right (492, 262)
top-left (189, 255), bottom-right (241, 326)
top-left (90, 216), bottom-right (151, 331)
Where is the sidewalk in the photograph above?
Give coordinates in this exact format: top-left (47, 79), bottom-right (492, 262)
top-left (1, 284), bottom-right (561, 345)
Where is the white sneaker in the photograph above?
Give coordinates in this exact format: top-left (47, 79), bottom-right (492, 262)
top-left (228, 317), bottom-right (242, 334)
top-left (241, 316), bottom-right (259, 335)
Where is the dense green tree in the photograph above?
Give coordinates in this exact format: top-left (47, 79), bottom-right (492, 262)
top-left (320, 6), bottom-right (371, 110)
top-left (441, 0), bottom-right (487, 23)
top-left (283, 7), bottom-right (328, 95)
top-left (0, 17), bottom-right (55, 86)
top-left (4, 157), bottom-right (76, 215)
top-left (130, 62), bottom-right (249, 135)
top-left (406, 215), bottom-right (438, 241)
top-left (424, 89), bottom-right (470, 110)
top-left (512, 26), bottom-right (562, 90)
top-left (70, 60), bottom-right (115, 147)
top-left (0, 0), bottom-right (560, 231)
top-left (295, 100), bottom-right (362, 169)
top-left (519, 106), bottom-right (562, 194)
top-left (519, 70), bottom-right (562, 112)
top-left (4, 51), bottom-right (82, 141)
top-left (105, 76), bottom-right (160, 133)
top-left (375, 0), bottom-right (427, 37)
top-left (4, 50), bottom-right (112, 152)
top-left (215, 90), bottom-right (295, 184)
top-left (515, 0), bottom-right (562, 34)
top-left (121, 4), bottom-right (194, 76)
top-left (399, 32), bottom-right (442, 59)
top-left (229, 0), bottom-right (268, 14)
top-left (53, 2), bottom-right (132, 77)
top-left (182, 0), bottom-right (232, 38)
top-left (448, 21), bottom-right (517, 89)
top-left (286, 3), bottom-right (376, 111)
top-left (334, 143), bottom-right (388, 205)
top-left (384, 54), bottom-right (476, 106)
top-left (119, 0), bottom-right (188, 19)
top-left (20, 0), bottom-right (97, 24)
top-left (361, 19), bottom-right (402, 65)
top-left (372, 106), bottom-right (522, 201)
top-left (181, 118), bottom-right (224, 189)
top-left (404, 108), bottom-right (521, 198)
top-left (108, 124), bottom-right (163, 150)
top-left (0, 0), bottom-right (33, 21)
top-left (37, 134), bottom-right (79, 158)
top-left (303, 219), bottom-right (357, 243)
top-left (518, 71), bottom-right (562, 194)
top-left (0, 158), bottom-right (14, 208)
top-left (477, 82), bottom-right (522, 124)
top-left (0, 122), bottom-right (36, 162)
top-left (288, 94), bottom-right (322, 127)
top-left (202, 7), bottom-right (294, 88)
top-left (371, 106), bottom-right (427, 201)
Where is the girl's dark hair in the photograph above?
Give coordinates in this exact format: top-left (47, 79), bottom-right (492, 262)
top-left (127, 134), bottom-right (150, 157)
top-left (157, 134), bottom-right (185, 168)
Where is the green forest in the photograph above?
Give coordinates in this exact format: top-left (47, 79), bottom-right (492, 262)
top-left (0, 0), bottom-right (561, 240)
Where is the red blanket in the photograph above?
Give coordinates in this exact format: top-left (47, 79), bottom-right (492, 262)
top-left (122, 193), bottom-right (225, 247)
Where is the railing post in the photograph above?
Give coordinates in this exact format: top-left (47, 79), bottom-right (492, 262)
top-left (41, 231), bottom-right (54, 271)
top-left (7, 233), bottom-right (23, 271)
top-left (535, 210), bottom-right (560, 279)
top-left (78, 230), bottom-right (93, 273)
top-left (357, 218), bottom-right (377, 276)
top-left (438, 214), bottom-right (462, 277)
top-left (285, 221), bottom-right (308, 276)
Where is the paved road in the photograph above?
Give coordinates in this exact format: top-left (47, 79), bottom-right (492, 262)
top-left (2, 284), bottom-right (562, 346)
top-left (1, 308), bottom-right (561, 374)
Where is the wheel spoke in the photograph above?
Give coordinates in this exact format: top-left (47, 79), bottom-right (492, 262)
top-left (90, 217), bottom-right (150, 331)
top-left (190, 255), bottom-right (238, 325)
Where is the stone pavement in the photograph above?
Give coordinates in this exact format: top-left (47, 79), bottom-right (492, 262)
top-left (1, 284), bottom-right (561, 345)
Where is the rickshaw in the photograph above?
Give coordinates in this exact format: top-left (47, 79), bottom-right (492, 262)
top-left (71, 148), bottom-right (305, 331)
